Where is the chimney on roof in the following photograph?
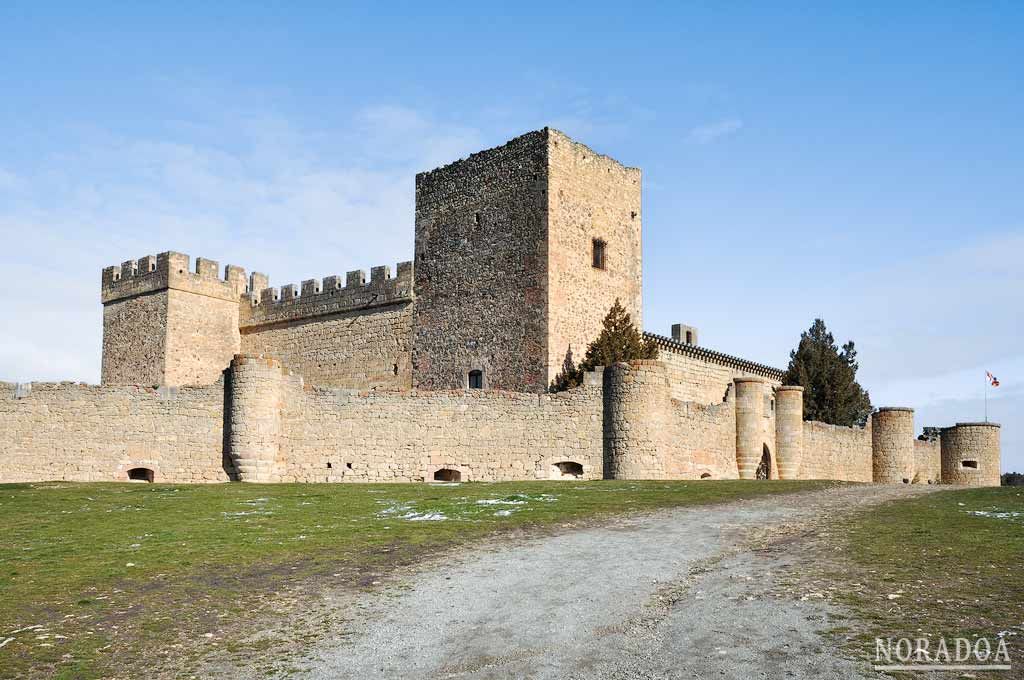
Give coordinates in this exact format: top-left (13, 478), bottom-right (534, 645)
top-left (671, 324), bottom-right (699, 346)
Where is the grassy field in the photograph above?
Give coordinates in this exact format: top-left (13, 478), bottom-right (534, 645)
top-left (827, 487), bottom-right (1024, 666)
top-left (0, 478), bottom-right (832, 679)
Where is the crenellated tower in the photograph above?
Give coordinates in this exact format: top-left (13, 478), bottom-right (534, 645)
top-left (101, 251), bottom-right (247, 386)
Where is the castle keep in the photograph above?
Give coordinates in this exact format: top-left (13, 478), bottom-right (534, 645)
top-left (0, 128), bottom-right (1001, 486)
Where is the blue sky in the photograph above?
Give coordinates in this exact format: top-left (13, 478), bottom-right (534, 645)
top-left (1, 2), bottom-right (1021, 469)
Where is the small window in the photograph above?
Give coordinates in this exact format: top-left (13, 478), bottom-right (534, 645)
top-left (685, 330), bottom-right (693, 344)
top-left (468, 370), bottom-right (483, 389)
top-left (961, 460), bottom-right (979, 469)
top-left (592, 239), bottom-right (606, 270)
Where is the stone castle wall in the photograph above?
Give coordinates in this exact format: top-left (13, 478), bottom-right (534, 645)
top-left (6, 129), bottom-right (999, 487)
top-left (940, 423), bottom-right (1001, 487)
top-left (101, 292), bottom-right (168, 386)
top-left (0, 357), bottom-right (995, 486)
top-left (650, 334), bottom-right (783, 404)
top-left (101, 252), bottom-right (246, 387)
top-left (546, 130), bottom-right (642, 385)
top-left (801, 420), bottom-right (873, 482)
top-left (238, 263), bottom-right (414, 390)
top-left (871, 407), bottom-right (916, 484)
top-left (914, 438), bottom-right (941, 484)
top-left (412, 131), bottom-right (550, 392)
top-left (240, 304), bottom-right (413, 390)
top-left (0, 380), bottom-right (227, 484)
top-left (604, 361), bottom-right (671, 479)
top-left (664, 398), bottom-right (738, 479)
top-left (277, 379), bottom-right (604, 483)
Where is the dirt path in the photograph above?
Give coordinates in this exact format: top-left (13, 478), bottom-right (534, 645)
top-left (273, 485), bottom-right (941, 679)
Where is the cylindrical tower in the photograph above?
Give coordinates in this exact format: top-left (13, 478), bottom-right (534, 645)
top-left (940, 423), bottom-right (1001, 487)
top-left (734, 377), bottom-right (765, 480)
top-left (871, 407), bottom-right (915, 484)
top-left (228, 354), bottom-right (285, 483)
top-left (774, 386), bottom-right (804, 480)
top-left (603, 360), bottom-right (670, 479)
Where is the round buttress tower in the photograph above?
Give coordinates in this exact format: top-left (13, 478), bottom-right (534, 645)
top-left (734, 377), bottom-right (766, 480)
top-left (871, 407), bottom-right (915, 484)
top-left (940, 422), bottom-right (1001, 487)
top-left (774, 386), bottom-right (804, 480)
top-left (603, 361), bottom-right (670, 479)
top-left (228, 354), bottom-right (285, 483)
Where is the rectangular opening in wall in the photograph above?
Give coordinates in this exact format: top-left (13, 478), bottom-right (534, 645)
top-left (592, 238), bottom-right (606, 270)
top-left (961, 460), bottom-right (979, 469)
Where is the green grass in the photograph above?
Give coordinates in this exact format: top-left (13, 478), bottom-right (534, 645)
top-left (828, 487), bottom-right (1024, 667)
top-left (0, 478), bottom-right (832, 679)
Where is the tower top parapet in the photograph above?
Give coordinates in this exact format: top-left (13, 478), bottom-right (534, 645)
top-left (239, 260), bottom-right (413, 329)
top-left (101, 251), bottom-right (247, 304)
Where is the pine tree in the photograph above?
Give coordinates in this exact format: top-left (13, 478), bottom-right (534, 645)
top-left (550, 344), bottom-right (583, 392)
top-left (550, 299), bottom-right (657, 392)
top-left (782, 318), bottom-right (872, 427)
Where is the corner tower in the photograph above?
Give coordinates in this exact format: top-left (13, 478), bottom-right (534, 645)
top-left (101, 252), bottom-right (247, 386)
top-left (411, 128), bottom-right (642, 392)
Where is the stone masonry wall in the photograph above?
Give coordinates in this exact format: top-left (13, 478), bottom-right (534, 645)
top-left (801, 420), bottom-right (873, 482)
top-left (0, 381), bottom-right (228, 483)
top-left (914, 438), bottom-right (941, 483)
top-left (239, 262), bottom-right (414, 390)
top-left (277, 380), bottom-right (604, 483)
top-left (603, 361), bottom-right (670, 479)
top-left (940, 423), bottom-right (1001, 487)
top-left (241, 304), bottom-right (413, 390)
top-left (664, 398), bottom-right (738, 479)
top-left (872, 407), bottom-right (916, 484)
top-left (101, 252), bottom-right (247, 386)
top-left (101, 292), bottom-right (168, 386)
top-left (651, 334), bottom-right (783, 404)
top-left (412, 131), bottom-right (550, 392)
top-left (546, 130), bottom-right (642, 385)
top-left (165, 289), bottom-right (241, 386)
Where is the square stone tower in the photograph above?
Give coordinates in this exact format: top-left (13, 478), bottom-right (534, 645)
top-left (101, 252), bottom-right (247, 386)
top-left (412, 128), bottom-right (642, 392)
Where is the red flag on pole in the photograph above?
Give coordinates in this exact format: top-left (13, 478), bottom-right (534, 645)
top-left (986, 371), bottom-right (1000, 387)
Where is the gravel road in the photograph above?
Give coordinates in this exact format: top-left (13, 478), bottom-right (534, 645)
top-left (287, 484), bottom-right (939, 680)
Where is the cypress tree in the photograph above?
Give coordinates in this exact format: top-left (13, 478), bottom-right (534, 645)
top-left (550, 299), bottom-right (657, 392)
top-left (782, 318), bottom-right (872, 427)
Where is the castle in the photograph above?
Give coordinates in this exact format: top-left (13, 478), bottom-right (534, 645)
top-left (0, 129), bottom-right (1001, 486)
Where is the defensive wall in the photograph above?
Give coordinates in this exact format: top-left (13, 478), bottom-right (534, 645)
top-left (0, 351), bottom-right (984, 485)
top-left (2, 127), bottom-right (1001, 486)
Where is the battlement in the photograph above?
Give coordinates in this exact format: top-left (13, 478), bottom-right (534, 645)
top-left (101, 251), bottom-right (247, 304)
top-left (240, 261), bottom-right (414, 329)
top-left (646, 332), bottom-right (785, 381)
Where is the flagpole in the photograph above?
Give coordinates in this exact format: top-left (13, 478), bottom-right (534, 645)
top-left (984, 374), bottom-right (988, 423)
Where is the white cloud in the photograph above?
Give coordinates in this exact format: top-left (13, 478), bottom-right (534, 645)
top-left (687, 118), bottom-right (743, 144)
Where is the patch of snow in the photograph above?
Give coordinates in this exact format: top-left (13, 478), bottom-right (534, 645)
top-left (221, 510), bottom-right (273, 518)
top-left (402, 511), bottom-right (447, 521)
top-left (476, 499), bottom-right (526, 506)
top-left (966, 510), bottom-right (1024, 521)
top-left (494, 509), bottom-right (515, 517)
